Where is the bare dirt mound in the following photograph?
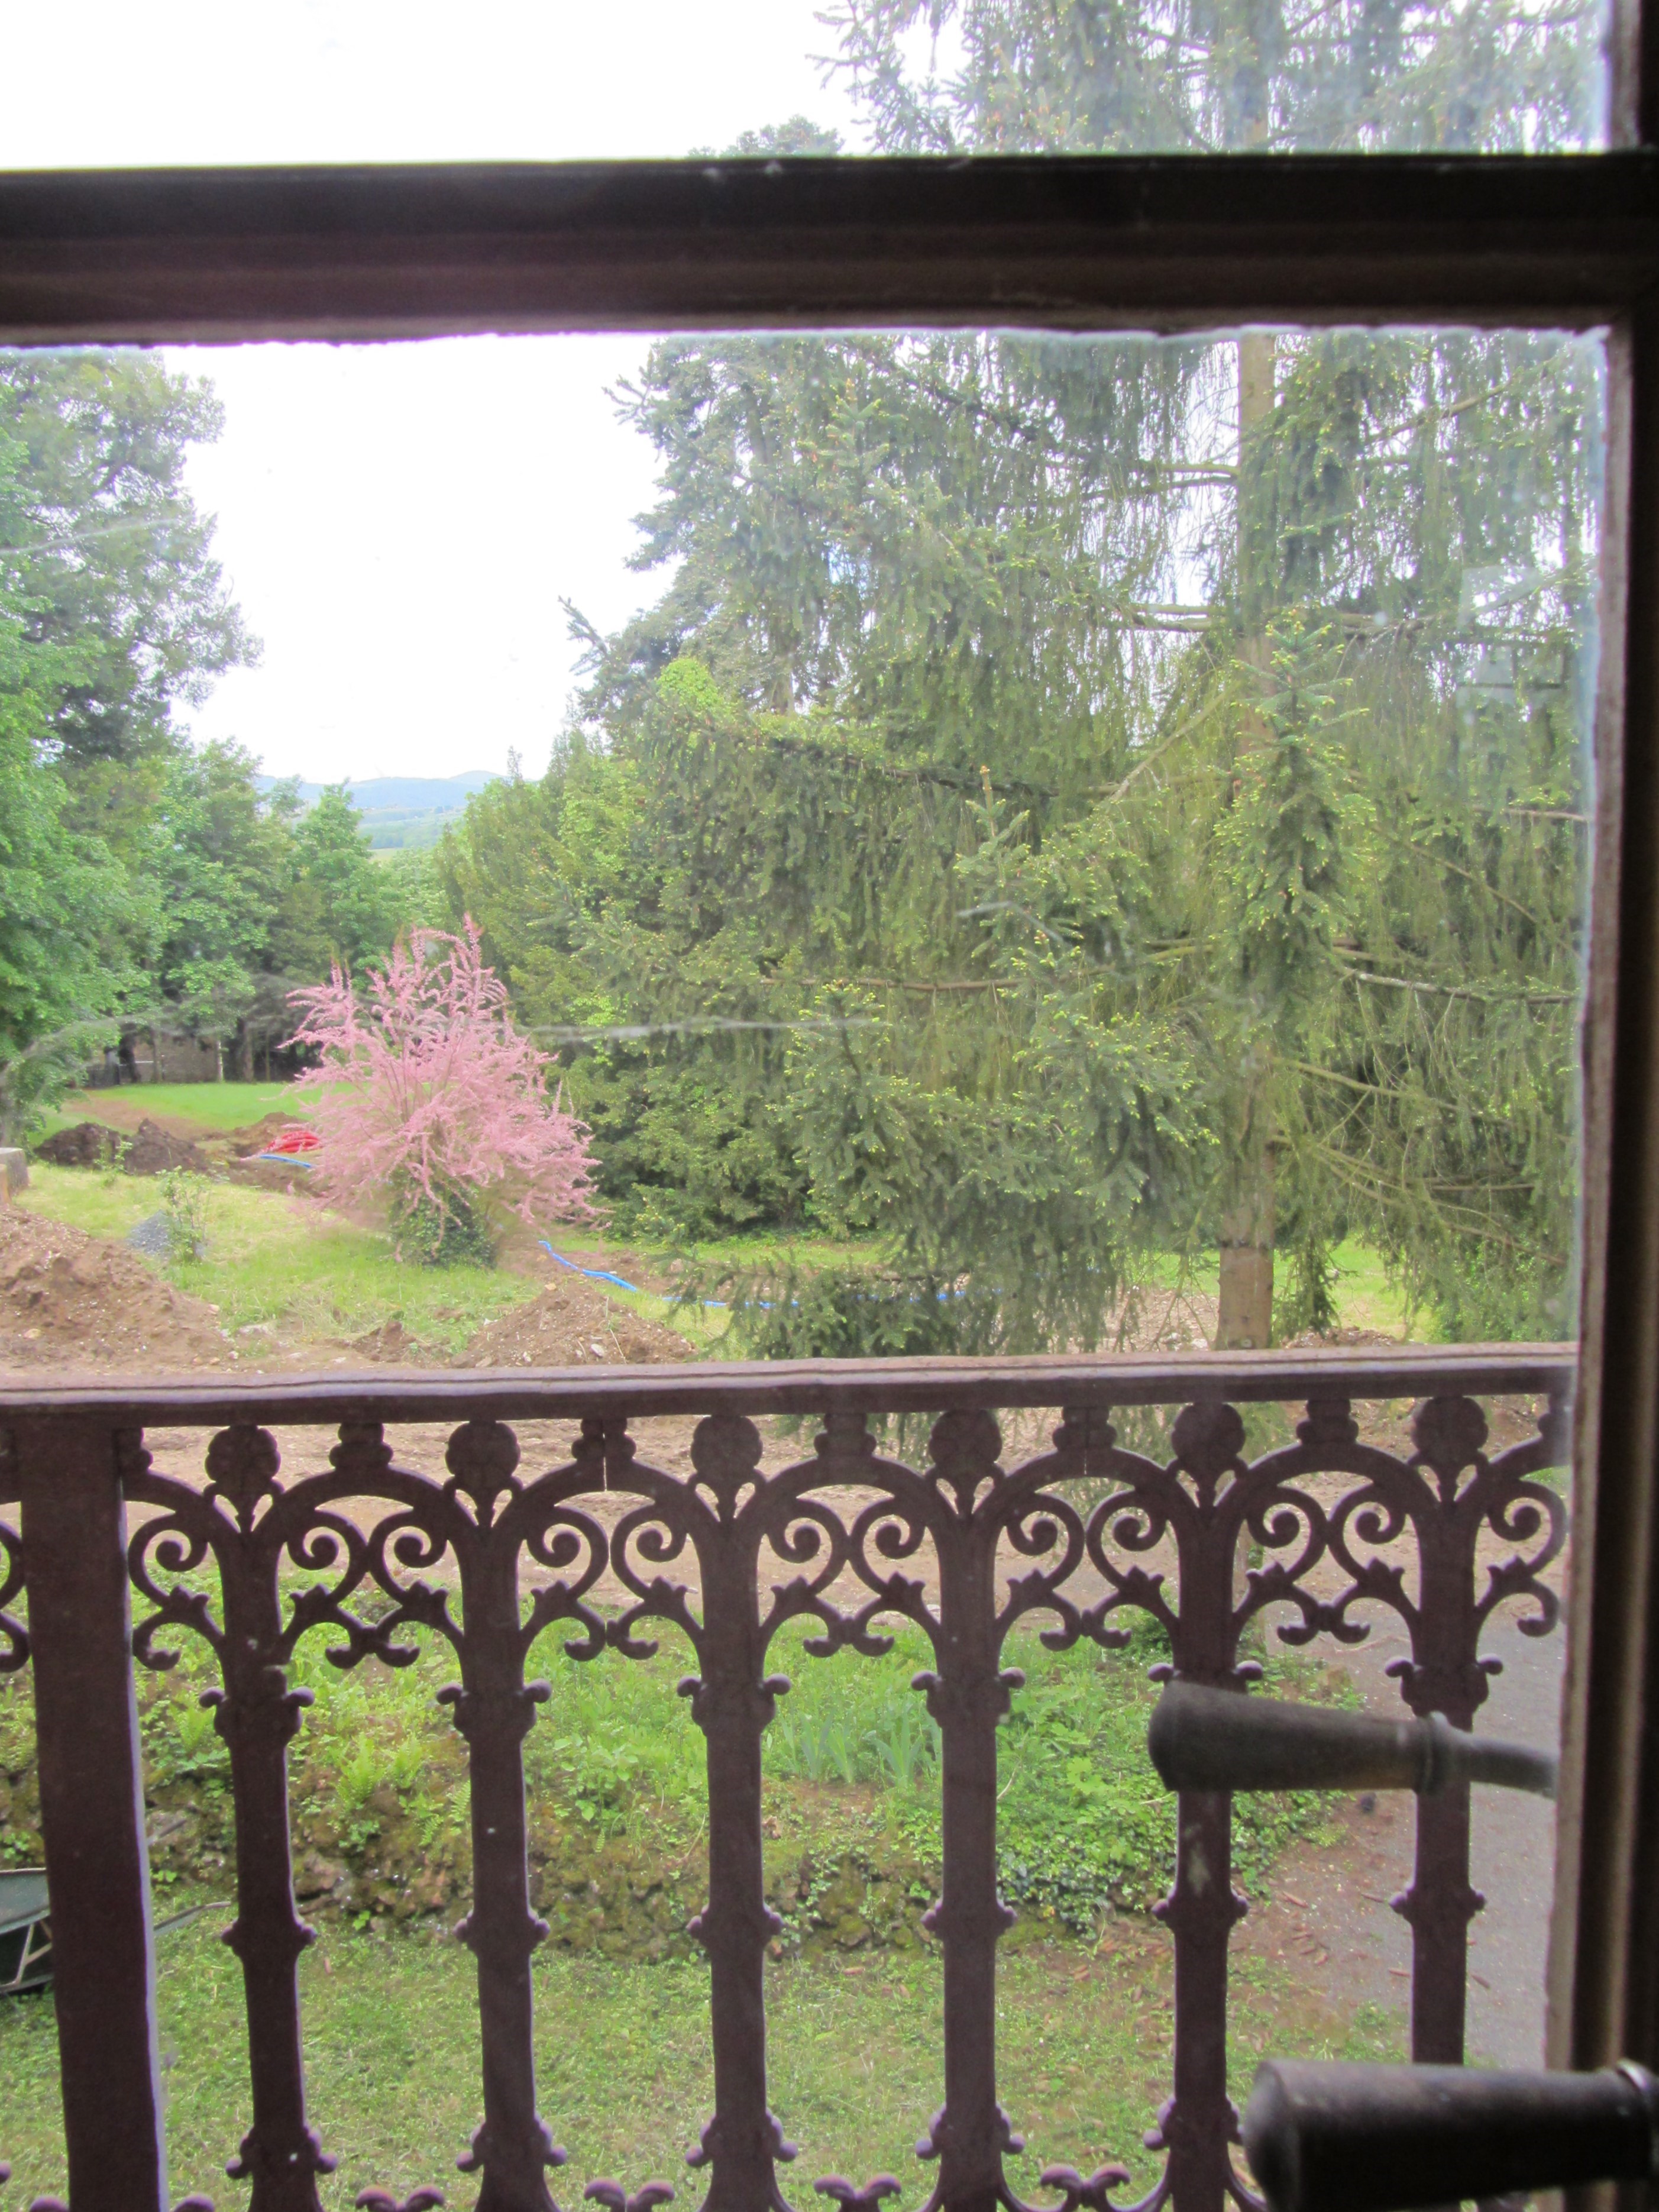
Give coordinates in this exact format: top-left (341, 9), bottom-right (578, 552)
top-left (0, 1206), bottom-right (230, 1372)
top-left (346, 1317), bottom-right (425, 1364)
top-left (458, 1275), bottom-right (694, 1369)
top-left (226, 1154), bottom-right (318, 1196)
top-left (229, 1112), bottom-right (316, 1158)
top-left (34, 1120), bottom-right (119, 1167)
top-left (35, 1117), bottom-right (211, 1176)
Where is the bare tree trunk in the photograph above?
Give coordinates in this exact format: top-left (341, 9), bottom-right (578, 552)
top-left (1215, 330), bottom-right (1278, 1351)
top-left (1217, 1112), bottom-right (1275, 1349)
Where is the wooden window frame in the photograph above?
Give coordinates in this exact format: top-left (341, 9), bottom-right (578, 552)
top-left (5, 80), bottom-right (1659, 2191)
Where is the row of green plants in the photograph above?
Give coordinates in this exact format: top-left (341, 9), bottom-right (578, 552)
top-left (2, 1596), bottom-right (1350, 1933)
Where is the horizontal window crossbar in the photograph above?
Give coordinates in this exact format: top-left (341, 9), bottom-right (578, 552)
top-left (0, 155), bottom-right (1655, 339)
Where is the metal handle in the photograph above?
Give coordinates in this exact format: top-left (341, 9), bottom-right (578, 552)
top-left (1243, 2059), bottom-right (1659, 2212)
top-left (1146, 1681), bottom-right (1557, 1798)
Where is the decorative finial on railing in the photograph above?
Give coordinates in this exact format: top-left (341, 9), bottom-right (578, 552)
top-left (584, 2181), bottom-right (675, 2211)
top-left (1037, 2161), bottom-right (1134, 2211)
top-left (814, 2176), bottom-right (902, 2208)
top-left (22, 2201), bottom-right (214, 2212)
top-left (354, 2188), bottom-right (447, 2211)
top-left (203, 1422), bottom-right (281, 1530)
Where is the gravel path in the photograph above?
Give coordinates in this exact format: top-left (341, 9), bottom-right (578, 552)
top-left (1246, 1603), bottom-right (1566, 2067)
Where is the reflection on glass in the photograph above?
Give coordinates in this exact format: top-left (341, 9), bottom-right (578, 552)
top-left (831, 0), bottom-right (1608, 154)
top-left (0, 0), bottom-right (1609, 168)
top-left (0, 324), bottom-right (1600, 1374)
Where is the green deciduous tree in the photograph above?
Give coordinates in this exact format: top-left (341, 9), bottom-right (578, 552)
top-left (0, 351), bottom-right (256, 787)
top-left (0, 408), bottom-right (153, 1132)
top-left (271, 786), bottom-right (402, 979)
top-left (0, 348), bottom-right (438, 1103)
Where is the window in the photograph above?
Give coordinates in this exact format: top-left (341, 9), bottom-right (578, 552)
top-left (1, 10), bottom-right (1655, 2208)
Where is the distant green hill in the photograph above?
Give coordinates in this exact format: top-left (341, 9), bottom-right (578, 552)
top-left (256, 771), bottom-right (499, 848)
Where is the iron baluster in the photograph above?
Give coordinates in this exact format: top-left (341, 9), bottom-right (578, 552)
top-left (912, 1408), bottom-right (1026, 2212)
top-left (440, 1416), bottom-right (609, 2212)
top-left (1076, 1396), bottom-right (1374, 2212)
top-left (16, 1415), bottom-right (167, 2212)
top-left (606, 1411), bottom-right (807, 2212)
top-left (1324, 1393), bottom-right (1569, 2065)
top-left (1143, 1406), bottom-right (1256, 2212)
top-left (126, 1423), bottom-right (338, 2212)
top-left (837, 1406), bottom-right (1124, 2212)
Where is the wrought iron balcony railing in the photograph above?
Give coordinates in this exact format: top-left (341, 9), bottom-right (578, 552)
top-left (0, 1345), bottom-right (1573, 2212)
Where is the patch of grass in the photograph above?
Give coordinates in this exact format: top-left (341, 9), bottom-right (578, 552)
top-left (1324, 1237), bottom-right (1417, 1337)
top-left (1101, 1239), bottom-right (1414, 1341)
top-left (16, 1160), bottom-right (179, 1242)
top-left (17, 1165), bottom-right (539, 1356)
top-left (0, 1598), bottom-right (1389, 2204)
top-left (12, 1141), bottom-right (1415, 1362)
top-left (61, 1601), bottom-right (1347, 1938)
top-left (614, 1229), bottom-right (1414, 1355)
top-left (44, 1081), bottom-right (295, 1136)
top-left (0, 1916), bottom-right (1400, 2210)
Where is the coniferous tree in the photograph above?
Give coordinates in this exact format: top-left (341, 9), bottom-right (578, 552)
top-left (502, 312), bottom-right (1592, 1345)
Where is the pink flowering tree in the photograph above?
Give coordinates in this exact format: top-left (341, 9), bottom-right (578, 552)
top-left (286, 919), bottom-right (598, 1262)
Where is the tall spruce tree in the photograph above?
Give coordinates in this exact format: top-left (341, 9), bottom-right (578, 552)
top-left (818, 0), bottom-right (1600, 1341)
top-left (449, 8), bottom-right (1602, 1348)
top-left (515, 312), bottom-right (1596, 1346)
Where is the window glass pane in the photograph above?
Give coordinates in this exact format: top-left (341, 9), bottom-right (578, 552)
top-left (0, 325), bottom-right (1593, 2203)
top-left (0, 0), bottom-right (1608, 167)
top-left (0, 326), bottom-right (1600, 1362)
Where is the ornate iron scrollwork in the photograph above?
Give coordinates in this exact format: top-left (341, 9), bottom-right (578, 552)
top-left (60, 1375), bottom-right (1566, 2212)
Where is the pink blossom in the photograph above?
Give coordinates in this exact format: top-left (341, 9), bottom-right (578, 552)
top-left (285, 919), bottom-right (598, 1240)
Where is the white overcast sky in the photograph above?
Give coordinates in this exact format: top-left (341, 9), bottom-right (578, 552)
top-left (4, 3), bottom-right (874, 783)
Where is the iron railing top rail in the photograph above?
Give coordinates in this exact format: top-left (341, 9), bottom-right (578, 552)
top-left (2, 155), bottom-right (1658, 340)
top-left (0, 1341), bottom-right (1576, 1433)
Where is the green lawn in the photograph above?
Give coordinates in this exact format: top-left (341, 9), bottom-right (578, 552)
top-left (17, 1159), bottom-right (723, 1358)
top-left (44, 1081), bottom-right (295, 1135)
top-left (0, 1616), bottom-right (1393, 2207)
top-left (545, 1227), bottom-right (1414, 1342)
top-left (0, 1916), bottom-right (1396, 2209)
top-left (13, 1154), bottom-right (1414, 1361)
top-left (17, 1163), bottom-right (541, 1358)
top-left (21, 1078), bottom-right (1418, 1352)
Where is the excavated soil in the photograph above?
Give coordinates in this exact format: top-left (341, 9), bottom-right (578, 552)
top-left (455, 1276), bottom-right (694, 1368)
top-left (228, 1112), bottom-right (312, 1156)
top-left (331, 1275), bottom-right (695, 1370)
top-left (35, 1116), bottom-right (212, 1176)
top-left (36, 1104), bottom-right (321, 1196)
top-left (214, 1114), bottom-right (320, 1194)
top-left (0, 1203), bottom-right (231, 1371)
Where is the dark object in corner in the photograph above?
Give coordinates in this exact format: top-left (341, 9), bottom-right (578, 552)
top-left (1243, 2058), bottom-right (1659, 2212)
